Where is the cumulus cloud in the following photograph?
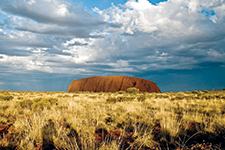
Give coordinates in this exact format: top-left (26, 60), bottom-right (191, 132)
top-left (0, 0), bottom-right (104, 26)
top-left (0, 0), bottom-right (110, 38)
top-left (0, 0), bottom-right (225, 79)
top-left (93, 0), bottom-right (225, 69)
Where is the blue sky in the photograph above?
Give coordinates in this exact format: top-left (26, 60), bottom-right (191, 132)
top-left (71, 0), bottom-right (167, 9)
top-left (0, 0), bottom-right (225, 92)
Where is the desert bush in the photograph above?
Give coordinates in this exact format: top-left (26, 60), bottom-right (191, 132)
top-left (31, 100), bottom-right (51, 110)
top-left (57, 95), bottom-right (63, 98)
top-left (184, 91), bottom-right (192, 94)
top-left (0, 90), bottom-right (10, 95)
top-left (0, 105), bottom-right (9, 111)
top-left (197, 91), bottom-right (205, 97)
top-left (175, 95), bottom-right (185, 100)
top-left (88, 96), bottom-right (97, 99)
top-left (17, 97), bottom-right (23, 100)
top-left (106, 92), bottom-right (112, 96)
top-left (106, 97), bottom-right (117, 103)
top-left (118, 91), bottom-right (126, 94)
top-left (156, 95), bottom-right (169, 99)
top-left (202, 90), bottom-right (209, 93)
top-left (184, 95), bottom-right (193, 100)
top-left (45, 97), bottom-right (58, 105)
top-left (33, 97), bottom-right (42, 103)
top-left (98, 92), bottom-right (104, 95)
top-left (72, 94), bottom-right (79, 97)
top-left (137, 94), bottom-right (146, 102)
top-left (126, 87), bottom-right (139, 94)
top-left (0, 95), bottom-right (13, 101)
top-left (201, 95), bottom-right (212, 100)
top-left (57, 105), bottom-right (68, 110)
top-left (116, 96), bottom-right (124, 102)
top-left (18, 99), bottom-right (33, 108)
top-left (192, 90), bottom-right (199, 94)
top-left (34, 97), bottom-right (58, 105)
top-left (146, 94), bottom-right (154, 99)
top-left (117, 96), bottom-right (135, 102)
top-left (63, 94), bottom-right (70, 98)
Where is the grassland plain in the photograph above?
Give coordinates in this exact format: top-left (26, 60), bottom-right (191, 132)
top-left (0, 89), bottom-right (225, 150)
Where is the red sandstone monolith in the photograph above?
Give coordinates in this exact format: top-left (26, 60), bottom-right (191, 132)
top-left (67, 75), bottom-right (161, 93)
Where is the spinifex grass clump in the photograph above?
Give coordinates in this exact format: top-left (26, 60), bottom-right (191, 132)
top-left (137, 94), bottom-right (146, 102)
top-left (18, 99), bottom-right (33, 108)
top-left (0, 89), bottom-right (225, 149)
top-left (0, 95), bottom-right (14, 101)
top-left (17, 97), bottom-right (58, 111)
top-left (106, 97), bottom-right (117, 103)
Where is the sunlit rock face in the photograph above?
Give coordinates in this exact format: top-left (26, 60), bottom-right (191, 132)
top-left (67, 75), bottom-right (161, 93)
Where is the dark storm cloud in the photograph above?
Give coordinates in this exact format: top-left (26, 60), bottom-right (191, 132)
top-left (0, 0), bottom-right (123, 39)
top-left (197, 61), bottom-right (225, 68)
top-left (0, 0), bottom-right (105, 27)
top-left (44, 48), bottom-right (71, 56)
top-left (0, 48), bottom-right (32, 56)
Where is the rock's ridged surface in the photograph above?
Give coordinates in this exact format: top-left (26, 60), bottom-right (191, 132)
top-left (67, 76), bottom-right (161, 93)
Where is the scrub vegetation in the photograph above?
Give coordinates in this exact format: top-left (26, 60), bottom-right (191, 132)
top-left (0, 88), bottom-right (225, 149)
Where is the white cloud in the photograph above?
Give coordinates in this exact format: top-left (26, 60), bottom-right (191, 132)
top-left (0, 0), bottom-right (225, 76)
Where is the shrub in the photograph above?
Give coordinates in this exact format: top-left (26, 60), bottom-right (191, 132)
top-left (0, 105), bottom-right (9, 111)
top-left (126, 87), bottom-right (139, 94)
top-left (156, 95), bottom-right (169, 99)
top-left (33, 98), bottom-right (42, 103)
top-left (175, 95), bottom-right (185, 100)
top-left (118, 91), bottom-right (126, 94)
top-left (33, 97), bottom-right (58, 105)
top-left (72, 94), bottom-right (79, 97)
top-left (185, 96), bottom-right (193, 100)
top-left (18, 99), bottom-right (33, 108)
top-left (117, 96), bottom-right (135, 102)
top-left (57, 105), bottom-right (68, 110)
top-left (202, 90), bottom-right (209, 93)
top-left (63, 94), bottom-right (70, 98)
top-left (192, 90), bottom-right (198, 94)
top-left (137, 95), bottom-right (146, 102)
top-left (32, 100), bottom-right (51, 110)
top-left (146, 94), bottom-right (154, 99)
top-left (88, 96), bottom-right (98, 99)
top-left (0, 90), bottom-right (10, 95)
top-left (45, 98), bottom-right (58, 105)
top-left (126, 96), bottom-right (136, 101)
top-left (17, 97), bottom-right (23, 100)
top-left (0, 95), bottom-right (14, 101)
top-left (106, 97), bottom-right (117, 103)
top-left (98, 92), bottom-right (103, 95)
top-left (117, 96), bottom-right (124, 102)
top-left (184, 91), bottom-right (192, 94)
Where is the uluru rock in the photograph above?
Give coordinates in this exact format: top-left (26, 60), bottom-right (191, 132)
top-left (67, 75), bottom-right (161, 93)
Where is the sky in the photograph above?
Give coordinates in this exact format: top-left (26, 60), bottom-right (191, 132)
top-left (0, 0), bottom-right (225, 92)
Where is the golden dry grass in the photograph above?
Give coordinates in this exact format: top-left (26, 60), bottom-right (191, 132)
top-left (0, 90), bottom-right (225, 149)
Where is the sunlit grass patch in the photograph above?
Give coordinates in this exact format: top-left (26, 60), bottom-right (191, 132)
top-left (0, 89), bottom-right (225, 149)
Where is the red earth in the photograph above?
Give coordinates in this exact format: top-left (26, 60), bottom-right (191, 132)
top-left (67, 75), bottom-right (161, 93)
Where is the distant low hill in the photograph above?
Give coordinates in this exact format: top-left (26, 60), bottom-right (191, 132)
top-left (67, 75), bottom-right (161, 93)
